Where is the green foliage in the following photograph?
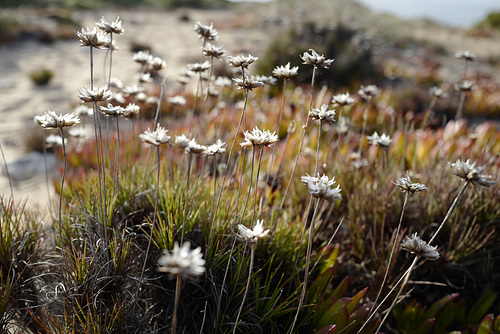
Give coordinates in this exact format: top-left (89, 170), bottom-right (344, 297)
top-left (30, 68), bottom-right (54, 86)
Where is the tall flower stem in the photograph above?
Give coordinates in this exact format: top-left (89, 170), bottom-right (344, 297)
top-left (455, 92), bottom-right (466, 120)
top-left (239, 146), bottom-right (256, 224)
top-left (288, 198), bottom-right (322, 334)
top-left (369, 192), bottom-right (409, 318)
top-left (114, 116), bottom-right (120, 195)
top-left (171, 274), bottom-right (182, 334)
top-left (207, 157), bottom-right (218, 252)
top-left (314, 119), bottom-right (323, 175)
top-left (58, 128), bottom-right (67, 242)
top-left (188, 72), bottom-right (203, 137)
top-left (251, 147), bottom-right (264, 224)
top-left (277, 67), bottom-right (317, 227)
top-left (233, 242), bottom-right (256, 334)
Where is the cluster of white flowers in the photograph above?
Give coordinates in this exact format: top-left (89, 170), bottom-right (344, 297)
top-left (454, 80), bottom-right (475, 92)
top-left (367, 131), bottom-right (392, 148)
top-left (455, 50), bottom-right (476, 62)
top-left (449, 159), bottom-right (495, 188)
top-left (203, 43), bottom-right (225, 59)
top-left (240, 127), bottom-right (278, 148)
top-left (187, 61), bottom-right (211, 73)
top-left (401, 233), bottom-right (440, 261)
top-left (429, 86), bottom-right (448, 99)
top-left (75, 27), bottom-right (109, 49)
top-left (237, 220), bottom-right (270, 243)
top-left (301, 174), bottom-right (342, 202)
top-left (157, 242), bottom-right (205, 279)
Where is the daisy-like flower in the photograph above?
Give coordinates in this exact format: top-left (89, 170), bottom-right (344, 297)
top-left (309, 104), bottom-right (336, 123)
top-left (214, 76), bottom-right (233, 88)
top-left (367, 131), bottom-right (392, 148)
top-left (237, 220), bottom-right (270, 243)
top-left (187, 61), bottom-right (211, 73)
top-left (186, 139), bottom-right (207, 155)
top-left (358, 84), bottom-right (380, 101)
top-left (194, 21), bottom-right (218, 41)
top-left (401, 233), bottom-right (439, 260)
top-left (429, 86), bottom-right (448, 99)
top-left (75, 27), bottom-right (109, 49)
top-left (332, 92), bottom-right (356, 106)
top-left (99, 103), bottom-right (125, 117)
top-left (96, 16), bottom-right (124, 35)
top-left (139, 126), bottom-right (171, 146)
top-left (232, 75), bottom-right (265, 90)
top-left (38, 110), bottom-right (80, 129)
top-left (147, 56), bottom-right (166, 72)
top-left (255, 75), bottom-right (277, 86)
top-left (133, 50), bottom-right (153, 65)
top-left (449, 159), bottom-right (495, 188)
top-left (45, 134), bottom-right (67, 147)
top-left (455, 50), bottom-right (476, 62)
top-left (272, 62), bottom-right (299, 78)
top-left (393, 173), bottom-right (428, 193)
top-left (454, 80), bottom-right (475, 92)
top-left (301, 174), bottom-right (342, 202)
top-left (73, 105), bottom-right (93, 116)
top-left (202, 139), bottom-right (226, 157)
top-left (174, 134), bottom-right (190, 150)
top-left (123, 85), bottom-right (144, 97)
top-left (227, 54), bottom-right (258, 69)
top-left (300, 49), bottom-right (334, 68)
top-left (122, 103), bottom-right (140, 119)
top-left (240, 127), bottom-right (279, 148)
top-left (136, 72), bottom-right (153, 84)
top-left (157, 242), bottom-right (205, 279)
top-left (168, 95), bottom-right (187, 106)
top-left (78, 85), bottom-right (112, 103)
top-left (68, 127), bottom-right (87, 139)
top-left (203, 43), bottom-right (225, 59)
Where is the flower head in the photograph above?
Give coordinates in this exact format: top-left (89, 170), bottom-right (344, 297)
top-left (300, 49), bottom-right (334, 68)
top-left (227, 54), bottom-right (258, 69)
top-left (309, 104), bottom-right (336, 123)
top-left (194, 22), bottom-right (218, 41)
top-left (273, 62), bottom-right (299, 78)
top-left (187, 61), bottom-right (211, 73)
top-left (78, 85), bottom-right (112, 103)
top-left (133, 50), bottom-right (153, 65)
top-left (332, 92), bottom-right (355, 106)
top-left (203, 43), bottom-right (225, 59)
top-left (255, 75), bottom-right (277, 86)
top-left (358, 84), bottom-right (380, 101)
top-left (168, 95), bottom-right (187, 106)
top-left (157, 242), bottom-right (205, 279)
top-left (139, 127), bottom-right (171, 146)
top-left (393, 173), bottom-right (427, 193)
top-left (38, 111), bottom-right (80, 129)
top-left (203, 139), bottom-right (226, 157)
top-left (240, 127), bottom-right (278, 148)
top-left (449, 159), bottom-right (495, 188)
top-left (75, 27), bottom-right (109, 49)
top-left (367, 131), bottom-right (392, 148)
top-left (454, 80), bottom-right (475, 92)
top-left (96, 16), bottom-right (124, 34)
top-left (401, 233), bottom-right (439, 260)
top-left (237, 220), bottom-right (269, 243)
top-left (68, 127), bottom-right (87, 139)
top-left (99, 103), bottom-right (125, 117)
top-left (455, 50), bottom-right (476, 62)
top-left (122, 103), bottom-right (140, 119)
top-left (301, 174), bottom-right (342, 202)
top-left (45, 134), bottom-right (66, 147)
top-left (429, 86), bottom-right (448, 99)
top-left (232, 75), bottom-right (264, 90)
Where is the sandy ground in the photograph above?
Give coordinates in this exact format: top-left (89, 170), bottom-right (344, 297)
top-left (0, 1), bottom-right (499, 212)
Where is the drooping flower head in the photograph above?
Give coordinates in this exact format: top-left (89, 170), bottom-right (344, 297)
top-left (273, 62), bottom-right (299, 78)
top-left (237, 220), bottom-right (270, 243)
top-left (449, 159), bottom-right (495, 188)
top-left (139, 127), bottom-right (171, 146)
top-left (401, 233), bottom-right (440, 260)
top-left (157, 242), bottom-right (205, 279)
top-left (300, 49), bottom-right (334, 68)
top-left (309, 104), bottom-right (336, 123)
top-left (301, 174), bottom-right (342, 202)
top-left (96, 16), bottom-right (124, 35)
top-left (240, 127), bottom-right (278, 148)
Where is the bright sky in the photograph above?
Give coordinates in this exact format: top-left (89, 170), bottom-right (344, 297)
top-left (356, 0), bottom-right (500, 27)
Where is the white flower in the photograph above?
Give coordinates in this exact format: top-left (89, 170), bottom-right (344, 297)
top-left (175, 134), bottom-right (190, 150)
top-left (38, 111), bottom-right (80, 129)
top-left (78, 85), bottom-right (112, 102)
top-left (393, 173), bottom-right (427, 193)
top-left (73, 105), bottom-right (93, 116)
top-left (99, 103), bottom-right (125, 117)
top-left (133, 50), bottom-right (153, 65)
top-left (214, 76), bottom-right (233, 87)
top-left (454, 80), bottom-right (475, 92)
top-left (68, 127), bottom-right (87, 139)
top-left (203, 139), bottom-right (226, 157)
top-left (228, 54), bottom-right (258, 69)
top-left (122, 103), bottom-right (140, 119)
top-left (240, 127), bottom-right (278, 148)
top-left (309, 104), bottom-right (336, 123)
top-left (136, 72), bottom-right (153, 84)
top-left (449, 159), bottom-right (495, 188)
top-left (45, 134), bottom-right (67, 147)
top-left (96, 16), bottom-right (124, 34)
top-left (455, 50), bottom-right (476, 62)
top-left (75, 27), bottom-right (109, 49)
top-left (429, 86), bottom-right (447, 99)
top-left (194, 21), bottom-right (218, 41)
top-left (187, 61), bottom-right (211, 73)
top-left (401, 233), bottom-right (440, 261)
top-left (139, 127), bottom-right (171, 146)
top-left (168, 95), bottom-right (187, 106)
top-left (367, 131), bottom-right (392, 148)
top-left (301, 174), bottom-right (342, 202)
top-left (255, 75), bottom-right (277, 86)
top-left (203, 43), bottom-right (225, 59)
top-left (237, 220), bottom-right (269, 243)
top-left (272, 62), bottom-right (299, 78)
top-left (233, 75), bottom-right (265, 90)
top-left (157, 242), bottom-right (205, 279)
top-left (123, 85), bottom-right (144, 96)
top-left (300, 49), bottom-right (334, 68)
top-left (332, 92), bottom-right (355, 106)
top-left (358, 84), bottom-right (380, 101)
top-left (147, 56), bottom-right (166, 72)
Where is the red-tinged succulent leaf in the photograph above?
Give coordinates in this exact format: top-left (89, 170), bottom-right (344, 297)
top-left (346, 287), bottom-right (368, 315)
top-left (330, 304), bottom-right (349, 330)
top-left (414, 318), bottom-right (435, 334)
top-left (350, 302), bottom-right (374, 323)
top-left (329, 276), bottom-right (351, 301)
top-left (310, 266), bottom-right (337, 304)
top-left (397, 299), bottom-right (420, 331)
top-left (423, 293), bottom-right (460, 320)
top-left (477, 314), bottom-right (494, 334)
top-left (434, 300), bottom-right (466, 333)
top-left (319, 244), bottom-right (340, 274)
top-left (466, 291), bottom-right (497, 325)
top-left (358, 319), bottom-right (381, 334)
top-left (318, 297), bottom-right (352, 329)
top-left (315, 324), bottom-right (337, 334)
